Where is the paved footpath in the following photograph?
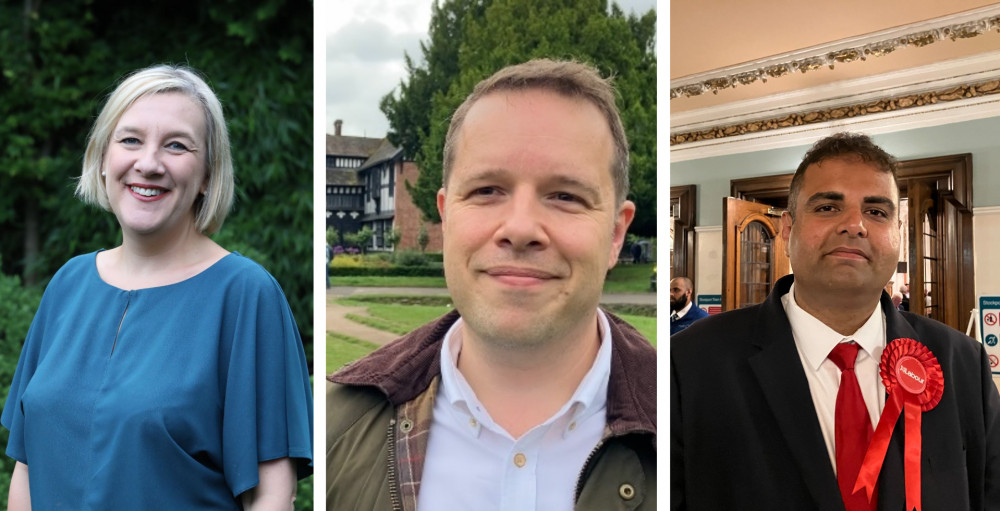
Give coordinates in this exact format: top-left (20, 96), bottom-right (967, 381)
top-left (327, 286), bottom-right (657, 347)
top-left (326, 299), bottom-right (399, 346)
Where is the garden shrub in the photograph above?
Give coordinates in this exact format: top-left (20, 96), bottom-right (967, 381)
top-left (0, 263), bottom-right (43, 502)
top-left (393, 250), bottom-right (428, 267)
top-left (331, 266), bottom-right (444, 277)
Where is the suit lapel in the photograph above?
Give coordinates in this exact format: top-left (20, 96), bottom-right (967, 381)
top-left (748, 276), bottom-right (844, 509)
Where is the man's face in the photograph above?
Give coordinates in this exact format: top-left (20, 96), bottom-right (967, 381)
top-left (669, 279), bottom-right (690, 311)
top-left (437, 88), bottom-right (635, 348)
top-left (780, 156), bottom-right (901, 302)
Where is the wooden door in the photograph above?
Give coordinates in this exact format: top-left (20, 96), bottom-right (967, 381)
top-left (908, 183), bottom-right (974, 328)
top-left (722, 197), bottom-right (791, 311)
top-left (907, 180), bottom-right (936, 318)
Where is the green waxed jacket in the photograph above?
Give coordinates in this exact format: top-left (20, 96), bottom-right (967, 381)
top-left (326, 310), bottom-right (657, 511)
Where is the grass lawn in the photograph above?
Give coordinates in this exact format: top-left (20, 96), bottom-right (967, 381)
top-left (327, 331), bottom-right (379, 372)
top-left (330, 262), bottom-right (656, 295)
top-left (338, 298), bottom-right (455, 335)
top-left (603, 263), bottom-right (656, 293)
top-left (333, 296), bottom-right (656, 351)
top-left (618, 314), bottom-right (656, 346)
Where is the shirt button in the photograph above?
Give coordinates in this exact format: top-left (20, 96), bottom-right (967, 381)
top-left (469, 417), bottom-right (477, 428)
top-left (513, 453), bottom-right (527, 468)
top-left (568, 421), bottom-right (577, 431)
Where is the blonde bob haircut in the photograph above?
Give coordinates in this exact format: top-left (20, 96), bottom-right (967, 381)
top-left (76, 65), bottom-right (234, 235)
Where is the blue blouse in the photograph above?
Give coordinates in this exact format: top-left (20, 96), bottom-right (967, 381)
top-left (1, 252), bottom-right (313, 510)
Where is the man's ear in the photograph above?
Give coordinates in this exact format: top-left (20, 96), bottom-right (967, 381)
top-left (780, 211), bottom-right (793, 257)
top-left (436, 188), bottom-right (447, 226)
top-left (608, 200), bottom-right (636, 268)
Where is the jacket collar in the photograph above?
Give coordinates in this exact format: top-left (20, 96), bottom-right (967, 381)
top-left (328, 309), bottom-right (657, 437)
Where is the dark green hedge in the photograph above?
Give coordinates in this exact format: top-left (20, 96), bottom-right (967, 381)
top-left (332, 266), bottom-right (445, 277)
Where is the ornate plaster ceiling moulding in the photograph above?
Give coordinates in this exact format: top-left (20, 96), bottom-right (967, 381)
top-left (670, 5), bottom-right (1000, 100)
top-left (670, 77), bottom-right (1000, 145)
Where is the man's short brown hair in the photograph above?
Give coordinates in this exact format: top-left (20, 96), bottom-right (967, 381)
top-left (442, 58), bottom-right (630, 207)
top-left (788, 132), bottom-right (898, 217)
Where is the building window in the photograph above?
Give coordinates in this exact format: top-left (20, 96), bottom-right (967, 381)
top-left (388, 164), bottom-right (395, 197)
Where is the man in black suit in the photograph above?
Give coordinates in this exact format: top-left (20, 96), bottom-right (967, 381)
top-left (671, 133), bottom-right (1000, 510)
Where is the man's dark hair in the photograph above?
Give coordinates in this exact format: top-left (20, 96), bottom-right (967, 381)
top-left (788, 132), bottom-right (899, 217)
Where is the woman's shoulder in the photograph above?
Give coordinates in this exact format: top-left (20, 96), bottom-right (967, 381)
top-left (204, 252), bottom-right (287, 296)
top-left (46, 251), bottom-right (101, 287)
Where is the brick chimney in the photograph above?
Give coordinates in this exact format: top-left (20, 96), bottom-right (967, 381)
top-left (334, 119), bottom-right (343, 136)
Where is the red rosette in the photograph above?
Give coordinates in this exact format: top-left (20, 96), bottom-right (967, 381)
top-left (879, 337), bottom-right (945, 411)
top-left (855, 338), bottom-right (945, 511)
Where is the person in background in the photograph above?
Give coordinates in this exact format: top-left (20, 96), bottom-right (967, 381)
top-left (891, 292), bottom-right (904, 311)
top-left (326, 242), bottom-right (333, 289)
top-left (670, 276), bottom-right (708, 335)
top-left (2, 65), bottom-right (313, 510)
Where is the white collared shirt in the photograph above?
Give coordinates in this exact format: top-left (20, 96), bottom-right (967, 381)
top-left (673, 301), bottom-right (693, 320)
top-left (417, 310), bottom-right (613, 511)
top-left (782, 282), bottom-right (886, 473)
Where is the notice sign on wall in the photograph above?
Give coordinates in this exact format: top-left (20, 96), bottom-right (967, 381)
top-left (697, 295), bottom-right (722, 315)
top-left (980, 296), bottom-right (1000, 375)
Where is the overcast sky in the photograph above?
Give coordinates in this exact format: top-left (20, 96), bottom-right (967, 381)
top-left (322, 0), bottom-right (658, 138)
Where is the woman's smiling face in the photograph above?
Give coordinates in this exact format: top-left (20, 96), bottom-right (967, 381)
top-left (104, 92), bottom-right (208, 240)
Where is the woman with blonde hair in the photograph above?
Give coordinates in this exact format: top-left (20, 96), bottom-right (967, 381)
top-left (2, 65), bottom-right (313, 510)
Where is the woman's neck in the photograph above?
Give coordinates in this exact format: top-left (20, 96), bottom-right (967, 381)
top-left (97, 226), bottom-right (228, 289)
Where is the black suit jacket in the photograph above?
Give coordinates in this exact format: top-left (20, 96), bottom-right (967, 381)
top-left (671, 275), bottom-right (1000, 510)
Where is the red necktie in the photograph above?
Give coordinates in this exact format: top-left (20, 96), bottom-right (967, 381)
top-left (828, 342), bottom-right (877, 511)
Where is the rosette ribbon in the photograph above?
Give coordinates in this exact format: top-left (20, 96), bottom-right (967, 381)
top-left (852, 338), bottom-right (944, 511)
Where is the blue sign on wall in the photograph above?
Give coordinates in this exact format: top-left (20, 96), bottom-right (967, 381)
top-left (980, 296), bottom-right (1000, 375)
top-left (697, 294), bottom-right (722, 315)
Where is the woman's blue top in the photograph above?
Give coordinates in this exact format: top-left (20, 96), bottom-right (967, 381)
top-left (1, 251), bottom-right (313, 509)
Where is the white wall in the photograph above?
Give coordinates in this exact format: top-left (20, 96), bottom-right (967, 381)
top-left (693, 227), bottom-right (722, 297)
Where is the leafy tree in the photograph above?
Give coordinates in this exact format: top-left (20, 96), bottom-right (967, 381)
top-left (387, 227), bottom-right (402, 248)
top-left (380, 0), bottom-right (489, 160)
top-left (417, 223), bottom-right (430, 253)
top-left (344, 226), bottom-right (374, 254)
top-left (357, 226), bottom-right (375, 253)
top-left (380, 0), bottom-right (657, 235)
top-left (327, 226), bottom-right (340, 246)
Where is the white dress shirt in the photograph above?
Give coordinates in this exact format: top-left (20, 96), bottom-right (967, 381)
top-left (673, 300), bottom-right (694, 320)
top-left (781, 282), bottom-right (886, 473)
top-left (417, 310), bottom-right (613, 511)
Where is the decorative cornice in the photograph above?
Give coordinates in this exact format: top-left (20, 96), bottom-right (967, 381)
top-left (671, 77), bottom-right (1000, 145)
top-left (973, 206), bottom-right (1000, 216)
top-left (694, 225), bottom-right (722, 233)
top-left (671, 5), bottom-right (1000, 99)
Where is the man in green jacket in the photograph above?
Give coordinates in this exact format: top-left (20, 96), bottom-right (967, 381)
top-left (327, 58), bottom-right (656, 511)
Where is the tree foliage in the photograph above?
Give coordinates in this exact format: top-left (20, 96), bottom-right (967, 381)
top-left (344, 226), bottom-right (374, 254)
top-left (380, 0), bottom-right (657, 235)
